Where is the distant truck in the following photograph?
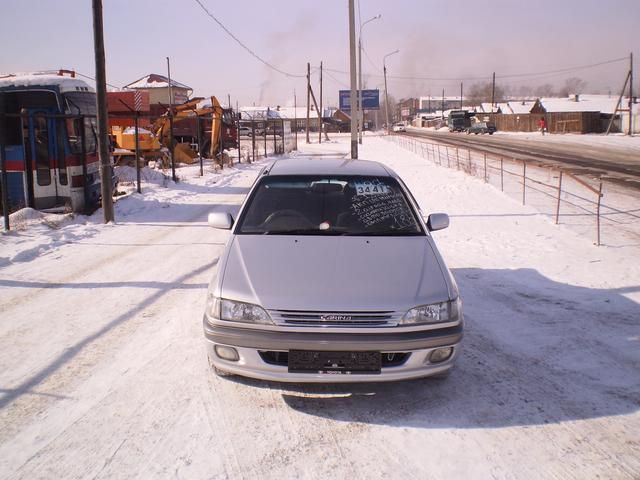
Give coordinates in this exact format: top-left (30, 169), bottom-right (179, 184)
top-left (447, 110), bottom-right (473, 132)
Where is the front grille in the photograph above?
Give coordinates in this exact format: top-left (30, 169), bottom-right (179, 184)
top-left (268, 310), bottom-right (402, 327)
top-left (258, 351), bottom-right (410, 368)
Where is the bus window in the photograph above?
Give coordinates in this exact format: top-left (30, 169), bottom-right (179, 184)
top-left (33, 115), bottom-right (51, 186)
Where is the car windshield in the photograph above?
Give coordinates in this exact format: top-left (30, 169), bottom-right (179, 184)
top-left (237, 175), bottom-right (424, 236)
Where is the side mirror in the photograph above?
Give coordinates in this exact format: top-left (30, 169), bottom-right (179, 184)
top-left (208, 212), bottom-right (234, 230)
top-left (427, 213), bottom-right (449, 232)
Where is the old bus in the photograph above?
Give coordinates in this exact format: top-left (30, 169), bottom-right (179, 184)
top-left (0, 70), bottom-right (104, 213)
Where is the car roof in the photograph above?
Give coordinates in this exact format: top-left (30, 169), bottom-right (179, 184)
top-left (266, 157), bottom-right (394, 177)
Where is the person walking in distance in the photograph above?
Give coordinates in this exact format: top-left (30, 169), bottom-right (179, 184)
top-left (538, 116), bottom-right (547, 135)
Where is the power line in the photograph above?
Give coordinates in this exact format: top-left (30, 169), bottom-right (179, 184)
top-left (73, 71), bottom-right (120, 90)
top-left (322, 56), bottom-right (628, 83)
top-left (192, 0), bottom-right (305, 79)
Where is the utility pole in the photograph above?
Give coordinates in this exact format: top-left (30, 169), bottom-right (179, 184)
top-left (384, 64), bottom-right (389, 133)
top-left (358, 14), bottom-right (381, 145)
top-left (460, 82), bottom-right (463, 109)
top-left (383, 49), bottom-right (399, 134)
top-left (91, 0), bottom-right (114, 223)
top-left (319, 61), bottom-right (323, 144)
top-left (348, 0), bottom-right (358, 159)
top-left (491, 72), bottom-right (496, 109)
top-left (306, 62), bottom-right (310, 144)
top-left (441, 89), bottom-right (445, 117)
top-left (167, 57), bottom-right (176, 182)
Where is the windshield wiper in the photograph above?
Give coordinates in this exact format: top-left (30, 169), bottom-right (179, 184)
top-left (264, 229), bottom-right (346, 235)
top-left (343, 230), bottom-right (422, 236)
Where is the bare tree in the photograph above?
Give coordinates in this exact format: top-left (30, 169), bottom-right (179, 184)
top-left (534, 83), bottom-right (556, 98)
top-left (467, 82), bottom-right (506, 106)
top-left (558, 77), bottom-right (587, 97)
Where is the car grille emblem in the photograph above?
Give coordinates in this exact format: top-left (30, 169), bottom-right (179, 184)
top-left (320, 314), bottom-right (352, 321)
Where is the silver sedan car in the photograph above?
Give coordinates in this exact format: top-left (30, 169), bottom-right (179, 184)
top-left (204, 158), bottom-right (463, 382)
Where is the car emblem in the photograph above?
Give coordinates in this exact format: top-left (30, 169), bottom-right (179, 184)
top-left (320, 315), bottom-right (352, 321)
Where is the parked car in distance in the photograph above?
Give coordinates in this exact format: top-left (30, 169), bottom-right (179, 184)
top-left (203, 157), bottom-right (463, 383)
top-left (238, 126), bottom-right (252, 137)
top-left (392, 123), bottom-right (406, 132)
top-left (466, 121), bottom-right (496, 135)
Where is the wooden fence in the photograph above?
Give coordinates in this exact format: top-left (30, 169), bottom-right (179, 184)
top-left (486, 112), bottom-right (602, 134)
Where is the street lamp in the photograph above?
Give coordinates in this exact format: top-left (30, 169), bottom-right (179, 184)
top-left (383, 49), bottom-right (399, 134)
top-left (358, 14), bottom-right (381, 144)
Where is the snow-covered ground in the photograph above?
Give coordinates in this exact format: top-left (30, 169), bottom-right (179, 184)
top-left (0, 135), bottom-right (638, 479)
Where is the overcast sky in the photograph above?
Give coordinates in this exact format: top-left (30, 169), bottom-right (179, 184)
top-left (2, 0), bottom-right (639, 107)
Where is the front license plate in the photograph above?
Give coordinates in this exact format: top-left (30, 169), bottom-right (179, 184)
top-left (288, 350), bottom-right (381, 374)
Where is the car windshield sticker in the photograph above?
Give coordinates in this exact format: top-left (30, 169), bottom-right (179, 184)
top-left (353, 179), bottom-right (390, 195)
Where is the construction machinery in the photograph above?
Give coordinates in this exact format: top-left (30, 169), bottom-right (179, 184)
top-left (153, 96), bottom-right (237, 164)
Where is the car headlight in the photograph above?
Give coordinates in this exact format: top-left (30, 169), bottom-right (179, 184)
top-left (401, 298), bottom-right (461, 325)
top-left (206, 294), bottom-right (273, 325)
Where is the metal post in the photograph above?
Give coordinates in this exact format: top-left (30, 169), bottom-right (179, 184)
top-left (500, 157), bottom-right (504, 191)
top-left (263, 119), bottom-right (267, 157)
top-left (306, 63), bottom-right (310, 144)
top-left (522, 160), bottom-right (526, 205)
top-left (446, 146), bottom-right (450, 168)
top-left (629, 52), bottom-right (633, 136)
top-left (196, 113), bottom-right (203, 174)
top-left (92, 0), bottom-right (114, 222)
top-left (135, 111), bottom-right (141, 193)
top-left (348, 0), bottom-right (358, 159)
top-left (166, 56), bottom-right (176, 182)
top-left (236, 101), bottom-right (240, 164)
top-left (596, 180), bottom-right (603, 245)
top-left (455, 147), bottom-right (460, 170)
top-left (251, 120), bottom-right (255, 162)
top-left (294, 90), bottom-right (298, 150)
top-left (0, 95), bottom-right (9, 231)
top-left (80, 115), bottom-right (89, 212)
top-left (468, 149), bottom-right (472, 173)
top-left (483, 152), bottom-right (487, 182)
top-left (555, 171), bottom-right (563, 224)
top-left (319, 61), bottom-right (323, 144)
top-left (273, 121), bottom-right (277, 153)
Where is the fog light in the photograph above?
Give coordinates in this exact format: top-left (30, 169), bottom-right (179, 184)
top-left (215, 345), bottom-right (239, 362)
top-left (429, 347), bottom-right (453, 364)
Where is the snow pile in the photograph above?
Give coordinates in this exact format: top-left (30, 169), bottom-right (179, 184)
top-left (115, 166), bottom-right (169, 185)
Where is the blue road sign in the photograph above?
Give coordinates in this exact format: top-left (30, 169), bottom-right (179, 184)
top-left (339, 90), bottom-right (380, 111)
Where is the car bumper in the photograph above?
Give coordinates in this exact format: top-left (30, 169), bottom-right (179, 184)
top-left (203, 319), bottom-right (463, 383)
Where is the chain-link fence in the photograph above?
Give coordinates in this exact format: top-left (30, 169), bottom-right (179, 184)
top-left (386, 134), bottom-right (640, 246)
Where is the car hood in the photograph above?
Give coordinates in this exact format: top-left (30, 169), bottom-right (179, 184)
top-left (220, 235), bottom-right (451, 312)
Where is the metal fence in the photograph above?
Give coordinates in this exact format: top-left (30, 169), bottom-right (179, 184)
top-left (386, 134), bottom-right (640, 246)
top-left (0, 110), bottom-right (297, 230)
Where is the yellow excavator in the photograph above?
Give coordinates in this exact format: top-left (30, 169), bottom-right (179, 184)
top-left (153, 96), bottom-right (232, 164)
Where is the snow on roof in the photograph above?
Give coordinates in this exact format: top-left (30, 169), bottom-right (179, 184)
top-left (123, 74), bottom-right (191, 91)
top-left (538, 95), bottom-right (622, 114)
top-left (503, 101), bottom-right (537, 114)
top-left (0, 73), bottom-right (94, 93)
